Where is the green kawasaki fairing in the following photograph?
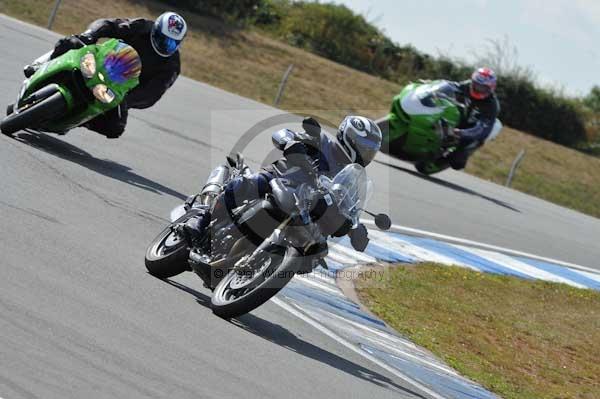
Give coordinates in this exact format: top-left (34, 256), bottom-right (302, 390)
top-left (1, 38), bottom-right (140, 135)
top-left (380, 80), bottom-right (463, 175)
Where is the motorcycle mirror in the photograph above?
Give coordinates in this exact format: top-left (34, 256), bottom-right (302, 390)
top-left (374, 213), bottom-right (392, 231)
top-left (236, 152), bottom-right (245, 169)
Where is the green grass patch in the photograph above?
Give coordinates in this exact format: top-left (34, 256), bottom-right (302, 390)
top-left (3, 0), bottom-right (600, 218)
top-left (355, 263), bottom-right (600, 398)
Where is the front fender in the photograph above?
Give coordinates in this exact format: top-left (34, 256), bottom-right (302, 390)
top-left (170, 204), bottom-right (187, 222)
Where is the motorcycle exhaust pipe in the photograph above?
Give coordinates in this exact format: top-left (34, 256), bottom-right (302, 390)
top-left (199, 165), bottom-right (230, 207)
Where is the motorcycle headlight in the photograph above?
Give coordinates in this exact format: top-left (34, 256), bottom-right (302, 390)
top-left (92, 84), bottom-right (115, 104)
top-left (80, 53), bottom-right (96, 78)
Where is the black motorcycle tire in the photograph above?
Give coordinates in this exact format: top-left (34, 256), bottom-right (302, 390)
top-left (415, 161), bottom-right (434, 175)
top-left (415, 159), bottom-right (449, 175)
top-left (211, 247), bottom-right (302, 319)
top-left (1, 92), bottom-right (66, 136)
top-left (144, 211), bottom-right (200, 279)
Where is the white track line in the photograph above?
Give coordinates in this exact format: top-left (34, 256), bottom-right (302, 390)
top-left (327, 246), bottom-right (361, 265)
top-left (292, 275), bottom-right (343, 296)
top-left (454, 245), bottom-right (587, 289)
top-left (361, 219), bottom-right (600, 275)
top-left (368, 230), bottom-right (480, 270)
top-left (330, 242), bottom-right (377, 264)
top-left (272, 297), bottom-right (447, 399)
top-left (317, 310), bottom-right (462, 377)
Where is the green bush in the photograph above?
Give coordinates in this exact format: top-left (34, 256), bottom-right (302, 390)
top-left (496, 75), bottom-right (587, 145)
top-left (258, 1), bottom-right (381, 71)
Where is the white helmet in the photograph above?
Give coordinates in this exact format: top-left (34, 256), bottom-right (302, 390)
top-left (151, 12), bottom-right (187, 57)
top-left (336, 116), bottom-right (382, 166)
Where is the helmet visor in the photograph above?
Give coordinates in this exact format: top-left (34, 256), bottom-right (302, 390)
top-left (353, 134), bottom-right (381, 166)
top-left (470, 81), bottom-right (492, 99)
top-left (151, 29), bottom-right (181, 57)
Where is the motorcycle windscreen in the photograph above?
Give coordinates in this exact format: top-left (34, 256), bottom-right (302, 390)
top-left (104, 42), bottom-right (142, 84)
top-left (321, 163), bottom-right (372, 226)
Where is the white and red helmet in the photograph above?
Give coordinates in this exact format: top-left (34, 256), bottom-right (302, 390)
top-left (470, 67), bottom-right (497, 100)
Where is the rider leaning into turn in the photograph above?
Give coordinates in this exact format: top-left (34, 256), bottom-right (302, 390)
top-left (24, 12), bottom-right (187, 139)
top-left (179, 116), bottom-right (383, 252)
top-left (446, 67), bottom-right (500, 170)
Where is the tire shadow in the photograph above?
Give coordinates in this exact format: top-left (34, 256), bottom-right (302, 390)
top-left (13, 131), bottom-right (188, 200)
top-left (375, 159), bottom-right (520, 213)
top-left (161, 278), bottom-right (427, 398)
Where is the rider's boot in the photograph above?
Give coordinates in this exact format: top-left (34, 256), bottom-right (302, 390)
top-left (174, 213), bottom-right (209, 248)
top-left (174, 164), bottom-right (231, 248)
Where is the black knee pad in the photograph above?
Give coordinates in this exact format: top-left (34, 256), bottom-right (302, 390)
top-left (104, 125), bottom-right (125, 139)
top-left (449, 158), bottom-right (467, 170)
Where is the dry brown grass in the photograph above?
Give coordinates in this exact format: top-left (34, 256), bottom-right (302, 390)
top-left (468, 127), bottom-right (600, 216)
top-left (2, 0), bottom-right (600, 217)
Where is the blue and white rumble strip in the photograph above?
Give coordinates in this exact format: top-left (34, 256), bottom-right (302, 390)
top-left (275, 226), bottom-right (600, 399)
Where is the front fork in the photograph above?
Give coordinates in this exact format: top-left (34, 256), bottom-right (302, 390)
top-left (260, 218), bottom-right (327, 275)
top-left (234, 218), bottom-right (291, 273)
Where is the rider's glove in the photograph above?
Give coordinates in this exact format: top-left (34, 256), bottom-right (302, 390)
top-left (349, 223), bottom-right (369, 252)
top-left (56, 34), bottom-right (95, 50)
top-left (53, 35), bottom-right (87, 57)
top-left (445, 128), bottom-right (464, 145)
top-left (76, 33), bottom-right (96, 45)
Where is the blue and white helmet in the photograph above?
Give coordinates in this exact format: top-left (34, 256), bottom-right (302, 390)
top-left (151, 12), bottom-right (187, 57)
top-left (337, 116), bottom-right (382, 167)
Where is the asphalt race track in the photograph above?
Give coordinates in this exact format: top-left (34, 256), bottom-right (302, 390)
top-left (1, 14), bottom-right (600, 399)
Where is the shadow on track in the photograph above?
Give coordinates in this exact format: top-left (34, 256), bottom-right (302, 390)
top-left (375, 159), bottom-right (520, 213)
top-left (161, 278), bottom-right (427, 398)
top-left (14, 131), bottom-right (188, 200)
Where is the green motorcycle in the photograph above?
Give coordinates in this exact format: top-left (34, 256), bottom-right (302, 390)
top-left (378, 80), bottom-right (502, 175)
top-left (1, 38), bottom-right (141, 136)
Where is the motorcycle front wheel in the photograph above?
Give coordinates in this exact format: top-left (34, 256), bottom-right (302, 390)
top-left (211, 247), bottom-right (301, 319)
top-left (1, 92), bottom-right (66, 136)
top-left (415, 159), bottom-right (449, 175)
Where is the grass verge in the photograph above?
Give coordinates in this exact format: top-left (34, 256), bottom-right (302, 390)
top-left (2, 0), bottom-right (600, 218)
top-left (355, 263), bottom-right (600, 399)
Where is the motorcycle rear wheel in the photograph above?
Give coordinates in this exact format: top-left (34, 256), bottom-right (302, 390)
top-left (144, 211), bottom-right (201, 279)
